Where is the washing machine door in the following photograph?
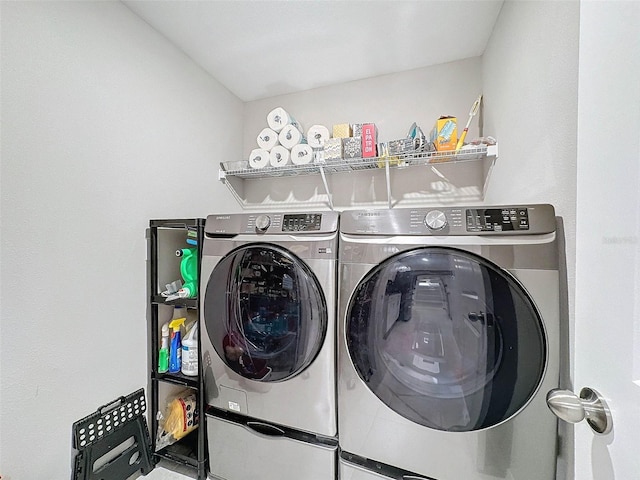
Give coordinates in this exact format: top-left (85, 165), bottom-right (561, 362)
top-left (204, 243), bottom-right (327, 382)
top-left (346, 247), bottom-right (547, 432)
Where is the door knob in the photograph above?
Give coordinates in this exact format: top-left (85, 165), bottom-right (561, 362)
top-left (546, 387), bottom-right (612, 435)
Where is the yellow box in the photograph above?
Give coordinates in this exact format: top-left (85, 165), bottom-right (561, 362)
top-left (332, 123), bottom-right (352, 138)
top-left (430, 116), bottom-right (457, 151)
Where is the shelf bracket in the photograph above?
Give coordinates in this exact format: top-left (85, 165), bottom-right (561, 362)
top-left (218, 166), bottom-right (247, 207)
top-left (385, 157), bottom-right (392, 209)
top-left (482, 144), bottom-right (499, 198)
top-left (318, 165), bottom-right (334, 210)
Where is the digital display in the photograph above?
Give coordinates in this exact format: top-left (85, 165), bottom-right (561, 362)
top-left (282, 213), bottom-right (322, 232)
top-left (466, 208), bottom-right (529, 232)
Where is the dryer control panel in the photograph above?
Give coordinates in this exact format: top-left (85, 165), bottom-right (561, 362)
top-left (340, 204), bottom-right (555, 236)
top-left (466, 207), bottom-right (529, 232)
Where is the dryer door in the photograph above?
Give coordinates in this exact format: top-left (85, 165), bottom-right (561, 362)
top-left (204, 243), bottom-right (327, 382)
top-left (346, 247), bottom-right (546, 432)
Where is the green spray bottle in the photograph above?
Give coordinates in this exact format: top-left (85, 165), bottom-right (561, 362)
top-left (168, 317), bottom-right (186, 373)
top-left (158, 323), bottom-right (170, 373)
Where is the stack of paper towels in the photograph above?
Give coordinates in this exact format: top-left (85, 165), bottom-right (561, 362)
top-left (249, 107), bottom-right (309, 169)
top-left (247, 107), bottom-right (361, 169)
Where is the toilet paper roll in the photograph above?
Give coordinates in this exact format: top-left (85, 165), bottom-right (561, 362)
top-left (269, 145), bottom-right (290, 167)
top-left (267, 107), bottom-right (297, 133)
top-left (291, 144), bottom-right (314, 165)
top-left (307, 125), bottom-right (330, 148)
top-left (279, 124), bottom-right (306, 150)
top-left (256, 127), bottom-right (279, 151)
top-left (249, 149), bottom-right (270, 169)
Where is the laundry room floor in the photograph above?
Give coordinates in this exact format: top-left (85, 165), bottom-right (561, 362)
top-left (131, 460), bottom-right (197, 480)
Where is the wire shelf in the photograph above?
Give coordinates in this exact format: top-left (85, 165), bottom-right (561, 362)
top-left (219, 145), bottom-right (493, 180)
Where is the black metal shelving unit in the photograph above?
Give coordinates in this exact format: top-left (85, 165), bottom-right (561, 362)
top-left (148, 218), bottom-right (206, 479)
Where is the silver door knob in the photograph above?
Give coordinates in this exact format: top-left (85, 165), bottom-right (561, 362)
top-left (546, 387), bottom-right (612, 435)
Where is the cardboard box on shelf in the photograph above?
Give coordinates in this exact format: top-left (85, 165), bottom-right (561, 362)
top-left (332, 124), bottom-right (352, 138)
top-left (324, 138), bottom-right (343, 162)
top-left (361, 123), bottom-right (378, 158)
top-left (343, 137), bottom-right (362, 159)
top-left (430, 116), bottom-right (457, 151)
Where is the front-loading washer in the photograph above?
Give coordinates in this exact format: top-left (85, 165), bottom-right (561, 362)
top-left (338, 204), bottom-right (560, 480)
top-left (200, 211), bottom-right (339, 480)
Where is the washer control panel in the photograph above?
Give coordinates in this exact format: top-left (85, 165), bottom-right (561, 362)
top-left (204, 211), bottom-right (339, 236)
top-left (282, 213), bottom-right (323, 232)
top-left (466, 207), bottom-right (529, 232)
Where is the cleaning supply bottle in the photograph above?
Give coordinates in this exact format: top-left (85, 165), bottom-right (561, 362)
top-left (181, 322), bottom-right (199, 376)
top-left (176, 248), bottom-right (198, 298)
top-left (158, 323), bottom-right (170, 373)
top-left (168, 317), bottom-right (186, 373)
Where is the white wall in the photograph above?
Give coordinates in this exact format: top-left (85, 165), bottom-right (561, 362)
top-left (243, 57), bottom-right (483, 157)
top-left (482, 1), bottom-right (580, 478)
top-left (0, 2), bottom-right (242, 478)
top-left (242, 58), bottom-right (485, 209)
top-left (482, 0), bottom-right (579, 213)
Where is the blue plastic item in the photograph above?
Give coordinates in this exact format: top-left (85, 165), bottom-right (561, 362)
top-left (168, 317), bottom-right (186, 373)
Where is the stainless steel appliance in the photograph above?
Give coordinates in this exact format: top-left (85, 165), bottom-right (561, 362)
top-left (338, 205), bottom-right (560, 480)
top-left (200, 211), bottom-right (339, 480)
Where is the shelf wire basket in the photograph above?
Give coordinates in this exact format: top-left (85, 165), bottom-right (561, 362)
top-left (220, 145), bottom-right (490, 180)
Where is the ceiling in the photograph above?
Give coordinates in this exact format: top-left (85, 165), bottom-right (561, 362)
top-left (124, 0), bottom-right (504, 102)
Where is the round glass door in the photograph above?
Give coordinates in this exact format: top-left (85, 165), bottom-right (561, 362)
top-left (347, 247), bottom-right (546, 432)
top-left (204, 244), bottom-right (327, 382)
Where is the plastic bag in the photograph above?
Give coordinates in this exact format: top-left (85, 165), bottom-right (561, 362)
top-left (155, 390), bottom-right (198, 451)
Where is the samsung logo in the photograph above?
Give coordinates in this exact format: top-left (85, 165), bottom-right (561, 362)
top-left (357, 212), bottom-right (382, 217)
top-left (215, 215), bottom-right (231, 220)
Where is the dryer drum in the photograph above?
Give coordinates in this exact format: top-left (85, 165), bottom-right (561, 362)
top-left (204, 243), bottom-right (328, 383)
top-left (346, 246), bottom-right (547, 432)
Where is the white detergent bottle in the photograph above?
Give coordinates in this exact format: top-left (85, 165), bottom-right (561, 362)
top-left (181, 322), bottom-right (199, 376)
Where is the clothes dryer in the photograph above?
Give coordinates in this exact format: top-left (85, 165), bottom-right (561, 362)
top-left (338, 205), bottom-right (560, 480)
top-left (201, 211), bottom-right (338, 436)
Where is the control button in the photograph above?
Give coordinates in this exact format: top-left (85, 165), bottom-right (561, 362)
top-left (255, 215), bottom-right (271, 231)
top-left (425, 210), bottom-right (448, 231)
top-left (518, 209), bottom-right (527, 216)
